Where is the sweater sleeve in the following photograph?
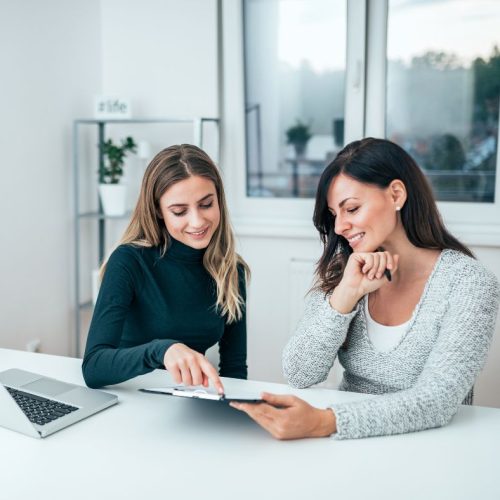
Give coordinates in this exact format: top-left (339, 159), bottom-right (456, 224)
top-left (282, 290), bottom-right (359, 389)
top-left (82, 246), bottom-right (177, 388)
top-left (218, 266), bottom-right (248, 379)
top-left (330, 265), bottom-right (500, 440)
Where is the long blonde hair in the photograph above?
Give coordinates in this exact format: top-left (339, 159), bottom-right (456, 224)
top-left (101, 144), bottom-right (249, 323)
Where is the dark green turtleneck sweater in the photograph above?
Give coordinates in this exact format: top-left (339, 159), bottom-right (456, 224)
top-left (82, 238), bottom-right (247, 388)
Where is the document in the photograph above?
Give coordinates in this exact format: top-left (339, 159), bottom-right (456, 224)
top-left (140, 385), bottom-right (263, 403)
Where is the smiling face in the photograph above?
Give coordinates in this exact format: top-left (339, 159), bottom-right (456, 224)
top-left (159, 175), bottom-right (220, 249)
top-left (327, 173), bottom-right (406, 252)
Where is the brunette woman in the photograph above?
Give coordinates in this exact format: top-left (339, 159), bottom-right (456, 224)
top-left (232, 138), bottom-right (499, 440)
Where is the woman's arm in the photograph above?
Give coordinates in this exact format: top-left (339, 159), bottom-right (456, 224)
top-left (283, 252), bottom-right (397, 389)
top-left (218, 315), bottom-right (247, 380)
top-left (282, 290), bottom-right (360, 388)
top-left (330, 265), bottom-right (500, 440)
top-left (82, 246), bottom-right (176, 388)
top-left (218, 267), bottom-right (248, 379)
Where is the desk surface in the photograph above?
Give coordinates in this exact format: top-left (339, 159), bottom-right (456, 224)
top-left (1, 348), bottom-right (499, 500)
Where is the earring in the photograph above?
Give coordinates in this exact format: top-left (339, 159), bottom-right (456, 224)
top-left (396, 206), bottom-right (401, 211)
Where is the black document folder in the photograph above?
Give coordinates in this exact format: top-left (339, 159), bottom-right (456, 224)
top-left (139, 385), bottom-right (263, 403)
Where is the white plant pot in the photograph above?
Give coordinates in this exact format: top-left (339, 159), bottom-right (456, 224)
top-left (98, 183), bottom-right (127, 216)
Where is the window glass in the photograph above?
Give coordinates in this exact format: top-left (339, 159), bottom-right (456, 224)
top-left (244, 0), bottom-right (347, 198)
top-left (387, 0), bottom-right (500, 202)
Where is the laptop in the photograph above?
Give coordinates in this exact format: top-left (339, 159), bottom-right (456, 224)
top-left (0, 368), bottom-right (118, 438)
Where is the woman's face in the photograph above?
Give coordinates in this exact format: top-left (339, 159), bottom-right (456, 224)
top-left (159, 175), bottom-right (220, 249)
top-left (327, 173), bottom-right (403, 252)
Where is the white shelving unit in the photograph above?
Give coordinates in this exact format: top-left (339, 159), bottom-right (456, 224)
top-left (72, 117), bottom-right (220, 357)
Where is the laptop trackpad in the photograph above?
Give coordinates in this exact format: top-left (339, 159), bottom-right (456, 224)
top-left (22, 379), bottom-right (74, 397)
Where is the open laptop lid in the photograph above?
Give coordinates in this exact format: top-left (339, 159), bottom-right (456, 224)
top-left (0, 384), bottom-right (40, 438)
top-left (0, 369), bottom-right (118, 438)
top-left (140, 386), bottom-right (263, 403)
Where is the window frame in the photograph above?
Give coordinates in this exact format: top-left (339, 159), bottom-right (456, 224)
top-left (219, 0), bottom-right (366, 236)
top-left (365, 0), bottom-right (500, 245)
top-left (219, 0), bottom-right (500, 244)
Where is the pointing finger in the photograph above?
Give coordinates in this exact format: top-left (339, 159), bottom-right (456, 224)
top-left (200, 358), bottom-right (224, 394)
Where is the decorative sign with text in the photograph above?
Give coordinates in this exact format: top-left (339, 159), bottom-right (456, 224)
top-left (94, 96), bottom-right (132, 119)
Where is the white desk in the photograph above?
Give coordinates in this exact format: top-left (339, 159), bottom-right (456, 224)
top-left (1, 348), bottom-right (500, 500)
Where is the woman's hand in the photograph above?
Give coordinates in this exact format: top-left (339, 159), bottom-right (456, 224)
top-left (230, 393), bottom-right (336, 440)
top-left (163, 343), bottom-right (224, 394)
top-left (330, 251), bottom-right (399, 313)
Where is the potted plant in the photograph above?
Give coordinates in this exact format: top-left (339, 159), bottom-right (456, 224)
top-left (285, 120), bottom-right (312, 157)
top-left (98, 136), bottom-right (137, 216)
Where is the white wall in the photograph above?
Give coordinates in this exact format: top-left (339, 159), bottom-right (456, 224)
top-left (97, 0), bottom-right (220, 254)
top-left (100, 0), bottom-right (219, 163)
top-left (101, 0), bottom-right (218, 118)
top-left (469, 246), bottom-right (500, 407)
top-left (237, 235), bottom-right (319, 382)
top-left (0, 0), bottom-right (102, 355)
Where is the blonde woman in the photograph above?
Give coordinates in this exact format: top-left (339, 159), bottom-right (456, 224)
top-left (82, 144), bottom-right (249, 392)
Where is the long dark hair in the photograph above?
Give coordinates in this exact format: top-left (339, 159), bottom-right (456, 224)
top-left (313, 137), bottom-right (473, 295)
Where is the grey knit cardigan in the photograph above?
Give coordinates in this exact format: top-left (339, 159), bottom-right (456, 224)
top-left (282, 250), bottom-right (500, 440)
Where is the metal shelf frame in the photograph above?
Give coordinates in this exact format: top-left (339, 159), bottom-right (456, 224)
top-left (72, 117), bottom-right (220, 357)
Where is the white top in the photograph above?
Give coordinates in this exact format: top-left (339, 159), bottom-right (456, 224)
top-left (364, 295), bottom-right (411, 352)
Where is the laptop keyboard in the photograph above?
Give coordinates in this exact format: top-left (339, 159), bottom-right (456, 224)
top-left (5, 387), bottom-right (78, 426)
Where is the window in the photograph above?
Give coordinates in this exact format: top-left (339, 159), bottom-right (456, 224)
top-left (244, 0), bottom-right (347, 199)
top-left (386, 0), bottom-right (500, 203)
top-left (221, 0), bottom-right (500, 239)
